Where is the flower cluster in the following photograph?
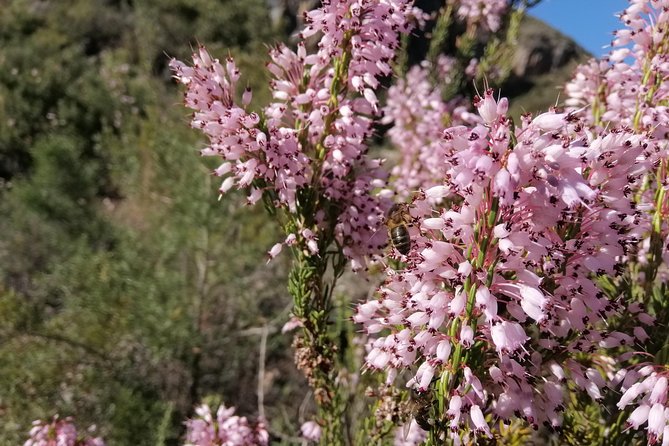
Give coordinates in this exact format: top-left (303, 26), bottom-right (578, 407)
top-left (300, 0), bottom-right (417, 112)
top-left (566, 0), bottom-right (669, 142)
top-left (565, 0), bottom-right (669, 248)
top-left (355, 90), bottom-right (653, 440)
top-left (24, 416), bottom-right (105, 446)
top-left (453, 0), bottom-right (509, 32)
top-left (616, 365), bottom-right (669, 444)
top-left (566, 1), bottom-right (669, 442)
top-left (171, 0), bottom-right (419, 269)
top-left (184, 404), bottom-right (268, 446)
top-left (383, 57), bottom-right (481, 200)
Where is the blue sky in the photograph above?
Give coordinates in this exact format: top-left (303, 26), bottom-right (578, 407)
top-left (529, 0), bottom-right (629, 57)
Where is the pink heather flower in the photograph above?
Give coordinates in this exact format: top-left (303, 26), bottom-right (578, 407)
top-left (384, 58), bottom-right (482, 201)
top-left (355, 90), bottom-right (653, 437)
top-left (24, 416), bottom-right (105, 446)
top-left (173, 0), bottom-right (420, 271)
top-left (618, 367), bottom-right (669, 442)
top-left (300, 421), bottom-right (321, 442)
top-left (649, 403), bottom-right (667, 444)
top-left (470, 405), bottom-right (492, 438)
top-left (301, 229), bottom-right (319, 256)
top-left (267, 243), bottom-right (283, 262)
top-left (281, 316), bottom-right (303, 334)
top-left (454, 0), bottom-right (509, 32)
top-left (628, 404), bottom-right (651, 429)
top-left (473, 89), bottom-right (504, 125)
top-left (531, 110), bottom-right (568, 132)
top-left (651, 377), bottom-right (669, 405)
top-left (490, 321), bottom-right (528, 354)
top-left (184, 403), bottom-right (268, 446)
top-left (460, 325), bottom-right (474, 347)
top-left (565, 0), bottom-right (669, 276)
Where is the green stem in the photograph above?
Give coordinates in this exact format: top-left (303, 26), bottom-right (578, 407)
top-left (289, 251), bottom-right (347, 445)
top-left (631, 34), bottom-right (668, 131)
top-left (426, 4), bottom-right (454, 67)
top-left (285, 24), bottom-right (363, 445)
top-left (429, 196), bottom-right (500, 444)
top-left (643, 160), bottom-right (668, 296)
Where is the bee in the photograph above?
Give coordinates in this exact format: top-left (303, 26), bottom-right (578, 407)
top-left (405, 389), bottom-right (435, 432)
top-left (386, 203), bottom-right (413, 255)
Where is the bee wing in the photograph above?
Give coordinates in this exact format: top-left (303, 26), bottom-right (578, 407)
top-left (401, 418), bottom-right (424, 442)
top-left (365, 223), bottom-right (388, 247)
top-left (401, 419), bottom-right (412, 441)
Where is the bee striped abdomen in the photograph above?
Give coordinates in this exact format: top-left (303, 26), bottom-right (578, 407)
top-left (390, 225), bottom-right (410, 255)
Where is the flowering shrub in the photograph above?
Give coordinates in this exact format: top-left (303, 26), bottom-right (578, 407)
top-left (167, 0), bottom-right (669, 445)
top-left (184, 404), bottom-right (268, 446)
top-left (24, 416), bottom-right (104, 446)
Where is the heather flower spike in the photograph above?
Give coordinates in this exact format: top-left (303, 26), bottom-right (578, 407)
top-left (356, 87), bottom-right (654, 442)
top-left (184, 403), bottom-right (268, 446)
top-left (24, 416), bottom-right (105, 446)
top-left (456, 0), bottom-right (509, 32)
top-left (171, 0), bottom-right (420, 269)
top-left (564, 1), bottom-right (669, 442)
top-left (384, 58), bottom-right (482, 200)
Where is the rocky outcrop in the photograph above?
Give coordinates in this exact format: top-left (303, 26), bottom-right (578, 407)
top-left (512, 15), bottom-right (590, 78)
